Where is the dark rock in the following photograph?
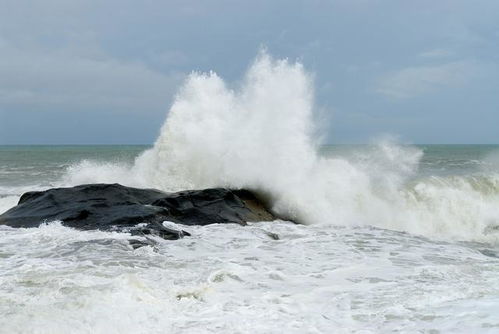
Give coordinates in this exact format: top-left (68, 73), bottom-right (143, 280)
top-left (266, 231), bottom-right (280, 240)
top-left (0, 183), bottom-right (276, 241)
top-left (127, 238), bottom-right (157, 250)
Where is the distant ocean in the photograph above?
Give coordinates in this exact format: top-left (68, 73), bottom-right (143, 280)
top-left (2, 53), bottom-right (499, 333)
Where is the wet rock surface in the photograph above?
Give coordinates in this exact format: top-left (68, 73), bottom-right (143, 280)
top-left (0, 183), bottom-right (276, 241)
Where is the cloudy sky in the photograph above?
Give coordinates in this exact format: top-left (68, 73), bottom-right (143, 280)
top-left (1, 0), bottom-right (498, 144)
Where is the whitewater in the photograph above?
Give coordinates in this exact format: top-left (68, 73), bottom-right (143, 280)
top-left (2, 52), bottom-right (499, 333)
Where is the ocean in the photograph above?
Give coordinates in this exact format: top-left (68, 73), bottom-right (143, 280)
top-left (1, 144), bottom-right (499, 333)
top-left (2, 54), bottom-right (499, 333)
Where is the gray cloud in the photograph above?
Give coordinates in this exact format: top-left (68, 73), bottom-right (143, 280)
top-left (0, 41), bottom-right (183, 113)
top-left (375, 61), bottom-right (476, 100)
top-left (419, 49), bottom-right (454, 59)
top-left (1, 0), bottom-right (499, 144)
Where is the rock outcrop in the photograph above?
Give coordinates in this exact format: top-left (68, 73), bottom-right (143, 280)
top-left (0, 184), bottom-right (276, 241)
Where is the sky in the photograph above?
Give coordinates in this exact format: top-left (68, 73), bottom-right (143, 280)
top-left (0, 0), bottom-right (498, 145)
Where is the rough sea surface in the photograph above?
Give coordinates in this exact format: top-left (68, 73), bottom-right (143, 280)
top-left (2, 54), bottom-right (499, 333)
top-left (1, 144), bottom-right (499, 333)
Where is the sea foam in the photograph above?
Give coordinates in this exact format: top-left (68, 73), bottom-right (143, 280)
top-left (63, 52), bottom-right (499, 242)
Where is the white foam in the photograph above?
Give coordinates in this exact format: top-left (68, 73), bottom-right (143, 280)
top-left (1, 222), bottom-right (499, 333)
top-left (61, 52), bottom-right (499, 243)
top-left (0, 195), bottom-right (19, 214)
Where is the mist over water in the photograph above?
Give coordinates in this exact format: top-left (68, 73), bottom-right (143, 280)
top-left (62, 52), bottom-right (499, 243)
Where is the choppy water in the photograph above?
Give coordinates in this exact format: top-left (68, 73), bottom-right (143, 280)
top-left (2, 144), bottom-right (499, 333)
top-left (2, 53), bottom-right (499, 333)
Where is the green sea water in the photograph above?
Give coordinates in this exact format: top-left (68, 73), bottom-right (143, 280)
top-left (0, 145), bottom-right (149, 189)
top-left (1, 144), bottom-right (498, 192)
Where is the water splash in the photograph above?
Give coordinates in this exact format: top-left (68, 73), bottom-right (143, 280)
top-left (63, 52), bottom-right (499, 242)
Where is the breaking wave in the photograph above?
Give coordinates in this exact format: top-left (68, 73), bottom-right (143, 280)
top-left (64, 52), bottom-right (499, 242)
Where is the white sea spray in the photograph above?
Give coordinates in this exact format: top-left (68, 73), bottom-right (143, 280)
top-left (2, 52), bottom-right (499, 333)
top-left (62, 52), bottom-right (499, 242)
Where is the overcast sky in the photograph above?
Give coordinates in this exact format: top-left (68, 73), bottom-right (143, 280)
top-left (1, 0), bottom-right (498, 144)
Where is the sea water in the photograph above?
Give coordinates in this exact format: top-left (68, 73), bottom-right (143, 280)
top-left (1, 53), bottom-right (499, 333)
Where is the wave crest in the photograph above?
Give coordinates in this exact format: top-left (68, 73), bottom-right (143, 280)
top-left (63, 52), bottom-right (499, 243)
